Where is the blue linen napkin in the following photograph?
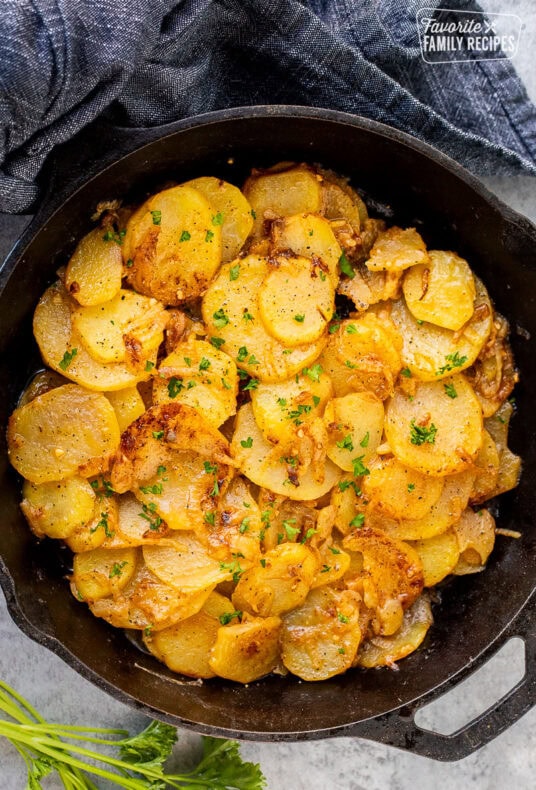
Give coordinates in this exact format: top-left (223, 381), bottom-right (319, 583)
top-left (1, 0), bottom-right (535, 213)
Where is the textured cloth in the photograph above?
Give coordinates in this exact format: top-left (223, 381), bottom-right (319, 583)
top-left (1, 0), bottom-right (535, 213)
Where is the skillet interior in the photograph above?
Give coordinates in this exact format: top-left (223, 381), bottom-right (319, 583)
top-left (0, 108), bottom-right (535, 740)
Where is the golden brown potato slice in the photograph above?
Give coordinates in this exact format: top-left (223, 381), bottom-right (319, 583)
top-left (387, 276), bottom-right (492, 381)
top-left (21, 477), bottom-right (96, 539)
top-left (110, 402), bottom-right (232, 494)
top-left (231, 403), bottom-right (340, 500)
top-left (384, 375), bottom-right (482, 476)
top-left (356, 594), bottom-right (433, 668)
top-left (343, 527), bottom-right (424, 635)
top-left (104, 492), bottom-right (174, 548)
top-left (232, 542), bottom-right (319, 617)
top-left (65, 227), bottom-right (123, 306)
top-left (408, 530), bottom-right (460, 586)
top-left (143, 532), bottom-right (231, 592)
top-left (365, 227), bottom-right (429, 272)
top-left (310, 543), bottom-right (351, 588)
top-left (202, 255), bottom-right (327, 382)
top-left (324, 392), bottom-right (384, 472)
top-left (123, 185), bottom-right (222, 305)
top-left (243, 164), bottom-right (322, 236)
top-left (33, 282), bottom-right (157, 391)
top-left (322, 179), bottom-right (366, 232)
top-left (71, 290), bottom-right (168, 365)
top-left (403, 251), bottom-right (476, 331)
top-left (72, 546), bottom-right (138, 601)
top-left (281, 587), bottom-right (361, 680)
top-left (466, 313), bottom-right (518, 418)
top-left (258, 255), bottom-right (335, 346)
top-left (8, 384), bottom-right (120, 484)
top-left (331, 474), bottom-right (364, 537)
top-left (362, 457), bottom-right (443, 521)
top-left (318, 315), bottom-right (402, 400)
top-left (470, 429), bottom-right (500, 505)
top-left (144, 591), bottom-right (236, 678)
top-left (208, 477), bottom-right (263, 565)
top-left (484, 401), bottom-right (522, 497)
top-left (184, 176), bottom-right (253, 263)
top-left (152, 337), bottom-right (238, 428)
top-left (338, 265), bottom-right (402, 312)
top-left (208, 615), bottom-right (282, 683)
top-left (270, 213), bottom-right (342, 285)
top-left (452, 507), bottom-right (496, 574)
top-left (104, 387), bottom-right (146, 433)
top-left (65, 495), bottom-right (119, 553)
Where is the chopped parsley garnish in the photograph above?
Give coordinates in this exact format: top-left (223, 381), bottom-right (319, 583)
top-left (346, 324), bottom-right (358, 335)
top-left (213, 308), bottom-right (230, 328)
top-left (199, 357), bottom-right (211, 371)
top-left (301, 527), bottom-right (317, 543)
top-left (436, 351), bottom-right (468, 376)
top-left (219, 558), bottom-right (244, 583)
top-left (349, 513), bottom-right (365, 529)
top-left (109, 561), bottom-right (128, 578)
top-left (339, 251), bottom-right (355, 279)
top-left (294, 314), bottom-right (305, 323)
top-left (407, 483), bottom-right (416, 492)
top-left (240, 437), bottom-right (253, 448)
top-left (219, 611), bottom-right (242, 626)
top-left (152, 430), bottom-right (164, 440)
top-left (59, 348), bottom-right (78, 371)
top-left (184, 357), bottom-right (192, 367)
top-left (302, 364), bottom-right (323, 382)
top-left (243, 378), bottom-right (259, 391)
top-left (321, 564), bottom-right (331, 573)
top-left (212, 212), bottom-right (224, 226)
top-left (139, 502), bottom-right (162, 530)
top-left (239, 517), bottom-right (250, 534)
top-left (204, 511), bottom-right (216, 526)
top-left (282, 519), bottom-right (299, 540)
top-left (444, 382), bottom-right (458, 398)
top-left (139, 483), bottom-right (163, 495)
top-left (352, 456), bottom-right (370, 477)
top-left (277, 397), bottom-right (287, 408)
top-left (288, 403), bottom-right (312, 425)
top-left (210, 336), bottom-right (225, 349)
top-left (401, 367), bottom-right (412, 378)
top-left (328, 546), bottom-right (341, 555)
top-left (205, 229), bottom-right (215, 243)
top-left (150, 210), bottom-right (162, 226)
top-left (221, 377), bottom-right (231, 390)
top-left (203, 461), bottom-right (218, 475)
top-left (167, 377), bottom-right (184, 398)
top-left (337, 612), bottom-right (350, 624)
top-left (126, 258), bottom-right (134, 267)
top-left (360, 432), bottom-right (369, 448)
top-left (338, 479), bottom-right (361, 495)
top-left (90, 511), bottom-right (114, 538)
top-left (229, 263), bottom-right (240, 281)
top-left (144, 360), bottom-right (155, 372)
top-left (242, 310), bottom-right (254, 322)
top-left (336, 435), bottom-right (354, 451)
top-left (312, 395), bottom-right (321, 407)
top-left (345, 360), bottom-right (357, 369)
top-left (179, 230), bottom-right (191, 242)
top-left (329, 322), bottom-right (341, 334)
top-left (410, 419), bottom-right (438, 445)
top-left (251, 209), bottom-right (257, 219)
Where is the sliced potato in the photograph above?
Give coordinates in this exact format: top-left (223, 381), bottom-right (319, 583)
top-left (338, 266), bottom-right (402, 312)
top-left (21, 477), bottom-right (96, 539)
top-left (65, 496), bottom-right (119, 553)
top-left (403, 251), bottom-right (476, 331)
top-left (123, 185), bottom-right (222, 305)
top-left (324, 392), bottom-right (384, 472)
top-left (310, 543), bottom-right (351, 588)
top-left (232, 542), bottom-right (319, 617)
top-left (144, 591), bottom-right (236, 678)
top-left (143, 532), bottom-right (230, 592)
top-left (208, 477), bottom-right (263, 565)
top-left (356, 594), bottom-right (433, 668)
top-left (72, 546), bottom-right (138, 601)
top-left (258, 255), bottom-right (334, 345)
top-left (202, 255), bottom-right (326, 382)
top-left (281, 587), bottom-right (361, 680)
top-left (33, 282), bottom-right (157, 391)
top-left (331, 474), bottom-right (364, 536)
top-left (384, 375), bottom-right (482, 476)
top-left (470, 429), bottom-right (500, 504)
top-left (365, 226), bottom-right (429, 272)
top-left (152, 337), bottom-right (238, 428)
top-left (408, 530), bottom-right (460, 586)
top-left (452, 507), bottom-right (496, 573)
top-left (244, 164), bottom-right (322, 236)
top-left (362, 457), bottom-right (443, 521)
top-left (208, 614), bottom-right (282, 683)
top-left (104, 386), bottom-right (146, 432)
top-left (484, 401), bottom-right (521, 497)
top-left (8, 384), bottom-right (120, 484)
top-left (231, 403), bottom-right (341, 500)
top-left (65, 227), bottom-right (123, 306)
top-left (322, 179), bottom-right (366, 232)
top-left (71, 290), bottom-right (168, 365)
top-left (271, 213), bottom-right (342, 284)
top-left (184, 177), bottom-right (253, 263)
top-left (388, 276), bottom-right (492, 381)
top-left (107, 492), bottom-right (175, 547)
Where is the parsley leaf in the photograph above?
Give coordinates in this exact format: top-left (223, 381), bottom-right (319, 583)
top-left (339, 251), bottom-right (355, 279)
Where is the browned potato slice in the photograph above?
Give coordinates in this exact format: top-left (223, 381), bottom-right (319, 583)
top-left (322, 180), bottom-right (366, 232)
top-left (17, 370), bottom-right (67, 407)
top-left (310, 544), bottom-right (351, 588)
top-left (466, 313), bottom-right (518, 418)
top-left (258, 255), bottom-right (335, 345)
top-left (105, 493), bottom-right (174, 548)
top-left (371, 469), bottom-right (475, 540)
top-left (21, 477), bottom-right (96, 539)
top-left (232, 542), bottom-right (319, 617)
top-left (244, 165), bottom-right (322, 236)
top-left (71, 290), bottom-right (168, 365)
top-left (143, 532), bottom-right (231, 591)
top-left (324, 392), bottom-right (384, 472)
top-left (363, 457), bottom-right (443, 521)
top-left (250, 371), bottom-right (333, 445)
top-left (384, 375), bottom-right (482, 476)
top-left (65, 227), bottom-right (123, 306)
top-left (408, 530), bottom-right (460, 586)
top-left (88, 563), bottom-right (213, 630)
top-left (33, 282), bottom-right (157, 391)
top-left (338, 266), bottom-right (402, 312)
top-left (281, 587), bottom-right (361, 680)
top-left (208, 615), bottom-right (282, 683)
top-left (72, 546), bottom-right (138, 601)
top-left (365, 227), bottom-right (429, 272)
top-left (231, 403), bottom-right (340, 500)
top-left (403, 251), bottom-right (476, 331)
top-left (484, 401), bottom-right (521, 496)
top-left (104, 387), bottom-right (146, 433)
top-left (65, 495), bottom-right (119, 553)
top-left (318, 315), bottom-right (402, 400)
top-left (271, 213), bottom-right (342, 284)
top-left (152, 337), bottom-right (238, 428)
top-left (470, 429), bottom-right (500, 504)
top-left (343, 527), bottom-right (424, 635)
top-left (202, 255), bottom-right (327, 382)
top-left (452, 507), bottom-right (496, 574)
top-left (387, 276), bottom-right (493, 381)
top-left (110, 402), bottom-right (232, 494)
top-left (144, 591), bottom-right (236, 678)
top-left (8, 384), bottom-right (120, 484)
top-left (184, 177), bottom-right (253, 263)
top-left (208, 477), bottom-right (263, 565)
top-left (123, 185), bottom-right (222, 305)
top-left (331, 474), bottom-right (364, 536)
top-left (356, 594), bottom-right (433, 668)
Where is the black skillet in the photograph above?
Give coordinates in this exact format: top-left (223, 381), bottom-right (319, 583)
top-left (1, 106), bottom-right (535, 761)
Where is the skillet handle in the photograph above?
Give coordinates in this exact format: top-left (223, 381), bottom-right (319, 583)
top-left (344, 593), bottom-right (536, 760)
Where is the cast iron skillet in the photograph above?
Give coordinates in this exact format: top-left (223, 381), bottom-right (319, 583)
top-left (1, 107), bottom-right (535, 761)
